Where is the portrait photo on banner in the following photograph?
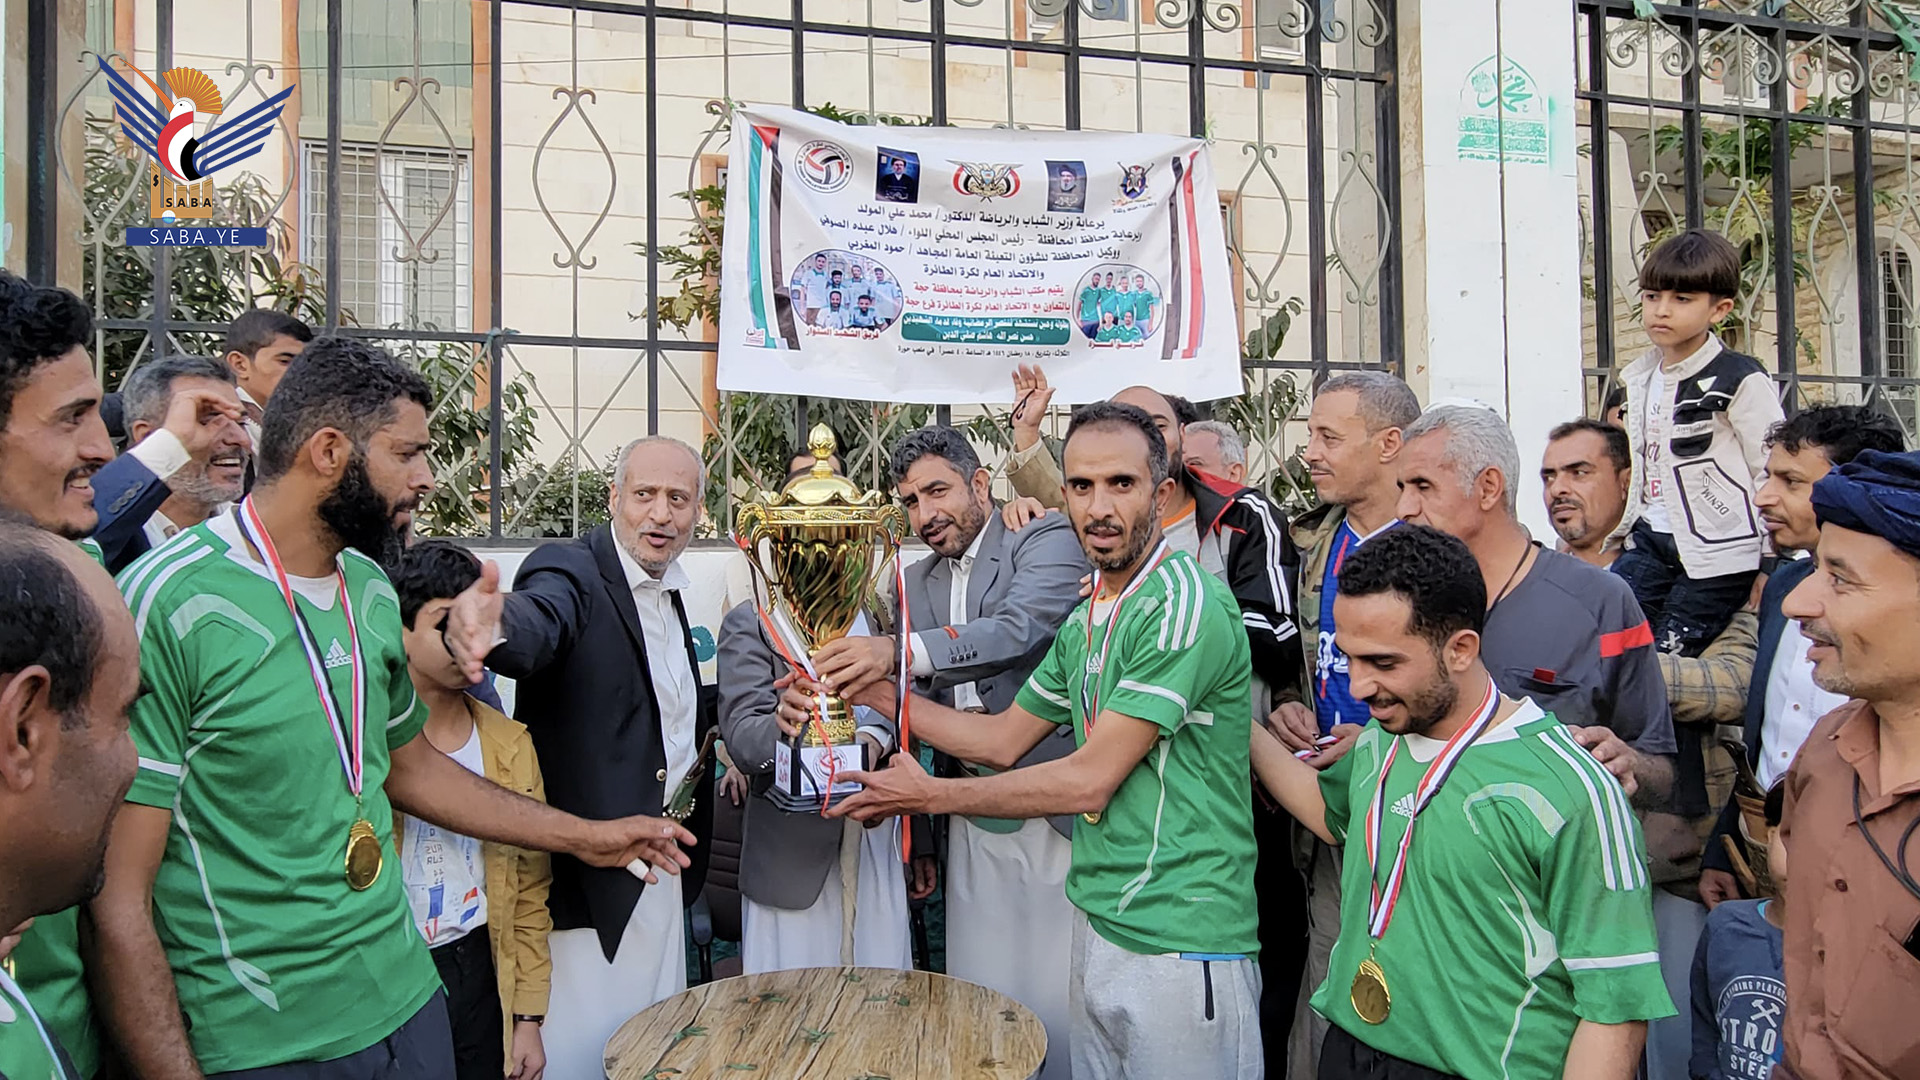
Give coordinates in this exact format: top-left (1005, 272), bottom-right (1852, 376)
top-left (876, 148), bottom-right (920, 203)
top-left (1047, 160), bottom-right (1088, 213)
top-left (791, 248), bottom-right (903, 334)
top-left (1074, 263), bottom-right (1162, 346)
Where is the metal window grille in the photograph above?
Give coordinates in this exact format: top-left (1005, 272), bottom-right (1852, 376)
top-left (301, 143), bottom-right (473, 332)
top-left (1579, 0), bottom-right (1920, 442)
top-left (41, 0), bottom-right (1403, 539)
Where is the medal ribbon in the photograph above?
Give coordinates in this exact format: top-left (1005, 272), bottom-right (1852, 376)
top-left (1361, 678), bottom-right (1500, 940)
top-left (236, 497), bottom-right (365, 798)
top-left (1078, 540), bottom-right (1171, 735)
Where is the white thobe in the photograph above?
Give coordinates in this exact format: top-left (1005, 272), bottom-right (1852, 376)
top-left (541, 547), bottom-right (698, 1080)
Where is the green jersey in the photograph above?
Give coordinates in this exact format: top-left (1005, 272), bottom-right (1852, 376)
top-left (0, 970), bottom-right (75, 1080)
top-left (1131, 291), bottom-right (1155, 327)
top-left (1311, 703), bottom-right (1675, 1078)
top-left (1078, 287), bottom-right (1105, 322)
top-left (118, 514), bottom-right (437, 1074)
top-left (1101, 291), bottom-right (1134, 322)
top-left (1015, 549), bottom-right (1257, 957)
top-left (8, 912), bottom-right (95, 1079)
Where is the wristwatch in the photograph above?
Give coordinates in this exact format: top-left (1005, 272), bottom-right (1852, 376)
top-left (513, 1014), bottom-right (545, 1026)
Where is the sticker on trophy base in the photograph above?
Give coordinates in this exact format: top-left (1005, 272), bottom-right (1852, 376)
top-left (769, 740), bottom-right (871, 812)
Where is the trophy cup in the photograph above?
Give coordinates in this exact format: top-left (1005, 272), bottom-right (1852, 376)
top-left (735, 424), bottom-right (908, 811)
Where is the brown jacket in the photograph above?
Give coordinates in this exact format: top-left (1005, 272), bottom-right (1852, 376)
top-left (394, 699), bottom-right (553, 1058)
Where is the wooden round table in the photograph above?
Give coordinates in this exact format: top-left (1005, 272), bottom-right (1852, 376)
top-left (604, 966), bottom-right (1048, 1080)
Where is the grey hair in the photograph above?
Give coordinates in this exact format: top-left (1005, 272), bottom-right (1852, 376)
top-left (1183, 420), bottom-right (1246, 468)
top-left (612, 436), bottom-right (706, 503)
top-left (1319, 371), bottom-right (1421, 433)
top-left (122, 355), bottom-right (236, 430)
top-left (1402, 404), bottom-right (1522, 516)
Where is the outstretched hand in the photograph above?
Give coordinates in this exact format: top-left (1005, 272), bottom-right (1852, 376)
top-left (573, 815), bottom-right (697, 883)
top-left (445, 561), bottom-right (505, 684)
top-left (825, 751), bottom-right (939, 823)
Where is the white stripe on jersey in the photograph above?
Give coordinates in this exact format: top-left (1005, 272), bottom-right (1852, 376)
top-left (1117, 678), bottom-right (1189, 713)
top-left (1024, 678), bottom-right (1072, 711)
top-left (1116, 740), bottom-right (1172, 914)
top-left (1537, 726), bottom-right (1643, 891)
top-left (131, 544), bottom-right (218, 638)
top-left (1562, 952), bottom-right (1660, 971)
top-left (138, 755), bottom-right (183, 777)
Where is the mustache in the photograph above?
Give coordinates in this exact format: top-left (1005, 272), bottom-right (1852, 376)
top-left (1800, 622), bottom-right (1836, 648)
top-left (65, 463), bottom-right (101, 485)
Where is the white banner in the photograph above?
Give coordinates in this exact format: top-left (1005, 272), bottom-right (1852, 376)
top-left (717, 106), bottom-right (1241, 405)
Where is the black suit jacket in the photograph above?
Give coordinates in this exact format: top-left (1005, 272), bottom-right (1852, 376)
top-left (488, 525), bottom-right (717, 961)
top-left (1702, 555), bottom-right (1817, 874)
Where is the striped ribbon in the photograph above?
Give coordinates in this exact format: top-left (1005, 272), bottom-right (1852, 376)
top-left (1361, 678), bottom-right (1501, 940)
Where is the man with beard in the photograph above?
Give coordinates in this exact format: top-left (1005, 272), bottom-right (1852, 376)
top-left (0, 273), bottom-right (246, 1079)
top-left (91, 339), bottom-right (694, 1080)
top-left (808, 425), bottom-right (1088, 1079)
top-left (1772, 449), bottom-right (1920, 1079)
top-left (1247, 524), bottom-right (1671, 1080)
top-left (1692, 406), bottom-right (1905, 908)
top-left (1395, 404), bottom-right (1676, 799)
top-left (0, 271), bottom-right (243, 571)
top-left (1260, 372), bottom-right (1419, 1079)
top-left (1005, 365), bottom-right (1301, 1074)
top-left (793, 402), bottom-right (1261, 1078)
top-left (0, 520), bottom-right (140, 1080)
top-left (1541, 419), bottom-right (1632, 569)
top-left (442, 436), bottom-right (716, 1080)
top-left (117, 356), bottom-right (251, 565)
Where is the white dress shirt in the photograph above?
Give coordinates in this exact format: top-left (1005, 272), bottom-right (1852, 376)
top-left (613, 538), bottom-right (699, 805)
top-left (142, 512), bottom-right (183, 551)
top-left (236, 385), bottom-right (266, 452)
top-left (910, 526), bottom-right (986, 710)
top-left (1758, 616), bottom-right (1847, 789)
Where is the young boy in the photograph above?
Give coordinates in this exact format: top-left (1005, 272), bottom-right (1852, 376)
top-left (390, 541), bottom-right (553, 1080)
top-left (1689, 784), bottom-right (1786, 1080)
top-left (1613, 228), bottom-right (1783, 658)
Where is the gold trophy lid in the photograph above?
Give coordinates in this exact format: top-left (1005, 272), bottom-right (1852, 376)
top-left (764, 424), bottom-right (883, 509)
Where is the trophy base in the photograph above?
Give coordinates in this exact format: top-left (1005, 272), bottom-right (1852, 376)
top-left (769, 740), bottom-right (872, 812)
top-left (798, 693), bottom-right (860, 746)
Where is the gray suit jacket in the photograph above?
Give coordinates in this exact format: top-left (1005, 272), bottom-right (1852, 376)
top-left (717, 601), bottom-right (897, 910)
top-left (902, 510), bottom-right (1091, 837)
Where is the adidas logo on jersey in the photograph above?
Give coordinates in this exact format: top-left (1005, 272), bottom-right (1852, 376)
top-left (1389, 792), bottom-right (1417, 818)
top-left (323, 638), bottom-right (353, 669)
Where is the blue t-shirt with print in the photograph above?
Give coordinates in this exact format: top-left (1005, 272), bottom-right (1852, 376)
top-left (1690, 899), bottom-right (1784, 1080)
top-left (1314, 519), bottom-right (1395, 734)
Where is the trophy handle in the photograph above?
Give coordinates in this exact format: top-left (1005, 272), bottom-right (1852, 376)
top-left (862, 504), bottom-right (911, 602)
top-left (732, 500), bottom-right (787, 593)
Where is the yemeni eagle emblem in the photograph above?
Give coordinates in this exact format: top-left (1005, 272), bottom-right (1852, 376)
top-left (950, 162), bottom-right (1022, 201)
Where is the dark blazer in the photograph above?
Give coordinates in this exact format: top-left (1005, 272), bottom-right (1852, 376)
top-left (1702, 556), bottom-right (1817, 874)
top-left (488, 525), bottom-right (716, 961)
top-left (90, 452), bottom-right (173, 574)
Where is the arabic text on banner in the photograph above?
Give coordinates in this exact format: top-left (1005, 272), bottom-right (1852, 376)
top-left (717, 106), bottom-right (1242, 405)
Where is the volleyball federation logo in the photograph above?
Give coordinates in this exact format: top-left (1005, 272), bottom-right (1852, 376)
top-left (796, 140), bottom-right (853, 193)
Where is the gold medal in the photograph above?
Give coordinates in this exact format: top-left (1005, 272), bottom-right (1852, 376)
top-left (1350, 956), bottom-right (1390, 1024)
top-left (345, 819), bottom-right (384, 891)
top-left (1081, 811), bottom-right (1101, 825)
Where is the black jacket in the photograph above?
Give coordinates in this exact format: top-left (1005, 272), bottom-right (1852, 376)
top-left (488, 525), bottom-right (717, 961)
top-left (1189, 469), bottom-right (1305, 693)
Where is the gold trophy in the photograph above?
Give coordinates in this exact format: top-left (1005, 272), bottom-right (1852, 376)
top-left (735, 424), bottom-right (908, 811)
